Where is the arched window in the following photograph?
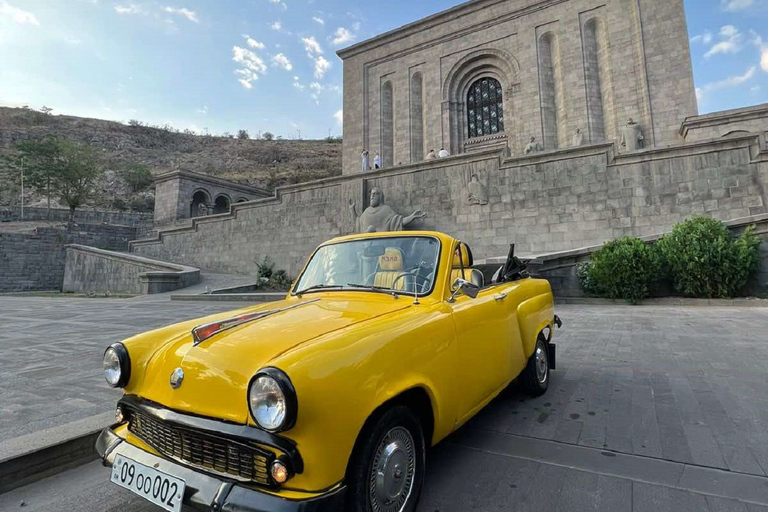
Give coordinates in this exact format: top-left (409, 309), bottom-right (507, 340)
top-left (467, 77), bottom-right (504, 139)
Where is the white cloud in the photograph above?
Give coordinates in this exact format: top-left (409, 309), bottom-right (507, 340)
top-left (691, 32), bottom-right (713, 45)
top-left (0, 1), bottom-right (40, 24)
top-left (332, 26), bottom-right (355, 46)
top-left (267, 0), bottom-right (287, 8)
top-left (313, 55), bottom-right (331, 79)
top-left (272, 53), bottom-right (293, 71)
top-left (697, 66), bottom-right (757, 101)
top-left (114, 4), bottom-right (144, 15)
top-left (704, 25), bottom-right (744, 58)
top-left (302, 36), bottom-right (323, 54)
top-left (762, 48), bottom-right (768, 72)
top-left (334, 109), bottom-right (343, 127)
top-left (312, 16), bottom-right (324, 25)
top-left (721, 0), bottom-right (754, 11)
top-left (163, 6), bottom-right (198, 23)
top-left (197, 105), bottom-right (208, 115)
top-left (292, 76), bottom-right (305, 91)
top-left (244, 34), bottom-right (265, 49)
top-left (751, 86), bottom-right (761, 93)
top-left (270, 21), bottom-right (282, 31)
top-left (233, 46), bottom-right (267, 88)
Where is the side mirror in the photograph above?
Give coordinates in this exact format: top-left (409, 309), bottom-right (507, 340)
top-left (448, 278), bottom-right (480, 302)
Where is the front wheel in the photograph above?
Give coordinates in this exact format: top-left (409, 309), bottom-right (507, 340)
top-left (520, 337), bottom-right (550, 396)
top-left (345, 406), bottom-right (425, 512)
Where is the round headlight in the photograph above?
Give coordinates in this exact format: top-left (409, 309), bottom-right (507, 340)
top-left (103, 343), bottom-right (130, 388)
top-left (248, 369), bottom-right (297, 432)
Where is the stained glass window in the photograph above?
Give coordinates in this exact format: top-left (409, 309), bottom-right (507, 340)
top-left (466, 77), bottom-right (504, 138)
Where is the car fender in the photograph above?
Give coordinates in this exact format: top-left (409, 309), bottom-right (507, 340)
top-left (516, 280), bottom-right (556, 358)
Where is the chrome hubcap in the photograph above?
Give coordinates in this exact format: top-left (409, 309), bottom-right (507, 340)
top-left (535, 342), bottom-right (548, 384)
top-left (369, 427), bottom-right (415, 512)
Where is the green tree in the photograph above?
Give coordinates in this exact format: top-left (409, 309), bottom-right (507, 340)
top-left (121, 163), bottom-right (154, 193)
top-left (56, 139), bottom-right (104, 222)
top-left (11, 136), bottom-right (64, 218)
top-left (237, 129), bottom-right (250, 140)
top-left (262, 132), bottom-right (274, 141)
top-left (12, 137), bottom-right (104, 222)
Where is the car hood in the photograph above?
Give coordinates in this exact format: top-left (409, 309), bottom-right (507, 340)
top-left (132, 295), bottom-right (412, 424)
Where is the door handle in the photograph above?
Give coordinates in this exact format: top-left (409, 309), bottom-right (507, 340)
top-left (494, 293), bottom-right (507, 301)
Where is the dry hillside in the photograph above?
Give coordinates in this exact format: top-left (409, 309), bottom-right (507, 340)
top-left (0, 107), bottom-right (342, 207)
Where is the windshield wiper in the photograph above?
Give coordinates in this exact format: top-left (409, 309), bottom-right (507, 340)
top-left (294, 284), bottom-right (345, 296)
top-left (346, 283), bottom-right (399, 299)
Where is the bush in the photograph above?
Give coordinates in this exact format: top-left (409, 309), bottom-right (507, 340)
top-left (578, 237), bottom-right (662, 304)
top-left (262, 132), bottom-right (274, 141)
top-left (237, 129), bottom-right (249, 140)
top-left (657, 216), bottom-right (762, 298)
top-left (121, 163), bottom-right (153, 192)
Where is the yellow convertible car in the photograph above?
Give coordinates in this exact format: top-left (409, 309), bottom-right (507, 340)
top-left (96, 231), bottom-right (561, 512)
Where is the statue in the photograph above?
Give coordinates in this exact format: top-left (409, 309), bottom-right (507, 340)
top-left (348, 187), bottom-right (427, 233)
top-left (621, 118), bottom-right (644, 151)
top-left (466, 174), bottom-right (489, 205)
top-left (524, 136), bottom-right (543, 154)
top-left (572, 128), bottom-right (584, 147)
top-left (197, 202), bottom-right (208, 217)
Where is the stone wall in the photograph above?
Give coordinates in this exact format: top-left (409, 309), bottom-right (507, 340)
top-left (0, 206), bottom-right (153, 230)
top-left (681, 104), bottom-right (768, 143)
top-left (130, 133), bottom-right (768, 278)
top-left (0, 224), bottom-right (137, 292)
top-left (63, 245), bottom-right (200, 295)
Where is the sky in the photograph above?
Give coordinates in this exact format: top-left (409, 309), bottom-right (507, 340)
top-left (0, 0), bottom-right (767, 139)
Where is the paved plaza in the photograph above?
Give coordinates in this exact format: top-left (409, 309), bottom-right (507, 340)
top-left (1, 298), bottom-right (767, 510)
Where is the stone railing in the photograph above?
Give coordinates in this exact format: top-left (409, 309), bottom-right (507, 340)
top-left (63, 245), bottom-right (200, 295)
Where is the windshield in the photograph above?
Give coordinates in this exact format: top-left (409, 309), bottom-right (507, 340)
top-left (293, 236), bottom-right (441, 296)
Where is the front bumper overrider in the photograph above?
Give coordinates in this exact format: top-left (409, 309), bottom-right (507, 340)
top-left (96, 428), bottom-right (346, 512)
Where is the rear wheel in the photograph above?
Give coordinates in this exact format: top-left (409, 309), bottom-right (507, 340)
top-left (520, 336), bottom-right (549, 396)
top-left (345, 406), bottom-right (425, 512)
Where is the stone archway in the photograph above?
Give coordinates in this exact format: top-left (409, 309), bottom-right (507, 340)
top-left (191, 189), bottom-right (211, 217)
top-left (442, 48), bottom-right (520, 154)
top-left (213, 194), bottom-right (231, 215)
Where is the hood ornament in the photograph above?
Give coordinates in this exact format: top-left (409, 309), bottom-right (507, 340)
top-left (170, 368), bottom-right (184, 389)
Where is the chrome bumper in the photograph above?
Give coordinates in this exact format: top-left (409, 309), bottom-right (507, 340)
top-left (96, 428), bottom-right (346, 512)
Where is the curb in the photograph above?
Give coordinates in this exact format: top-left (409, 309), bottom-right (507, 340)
top-left (170, 293), bottom-right (284, 302)
top-left (555, 297), bottom-right (768, 307)
top-left (0, 412), bottom-right (113, 494)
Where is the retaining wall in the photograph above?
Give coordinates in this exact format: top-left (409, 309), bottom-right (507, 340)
top-left (130, 134), bottom-right (768, 278)
top-left (63, 245), bottom-right (199, 295)
top-left (0, 224), bottom-right (137, 292)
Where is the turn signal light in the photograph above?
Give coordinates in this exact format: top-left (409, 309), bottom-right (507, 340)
top-left (271, 460), bottom-right (290, 484)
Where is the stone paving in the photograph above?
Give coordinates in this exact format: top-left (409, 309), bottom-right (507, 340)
top-left (1, 300), bottom-right (768, 510)
top-left (0, 295), bottom-right (248, 445)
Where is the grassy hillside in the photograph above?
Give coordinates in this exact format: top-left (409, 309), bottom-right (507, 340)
top-left (0, 107), bottom-right (342, 209)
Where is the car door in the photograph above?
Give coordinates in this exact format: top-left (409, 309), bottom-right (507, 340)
top-left (449, 282), bottom-right (522, 424)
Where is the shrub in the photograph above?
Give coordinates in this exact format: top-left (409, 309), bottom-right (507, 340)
top-left (237, 129), bottom-right (250, 140)
top-left (657, 216), bottom-right (762, 298)
top-left (579, 237), bottom-right (662, 304)
top-left (121, 163), bottom-right (153, 192)
top-left (262, 132), bottom-right (274, 141)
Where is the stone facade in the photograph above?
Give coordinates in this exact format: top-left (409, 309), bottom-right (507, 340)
top-left (0, 224), bottom-right (137, 292)
top-left (337, 0), bottom-right (697, 174)
top-left (130, 132), bottom-right (768, 277)
top-left (153, 169), bottom-right (272, 227)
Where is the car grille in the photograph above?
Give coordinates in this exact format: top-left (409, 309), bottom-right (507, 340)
top-left (128, 411), bottom-right (273, 485)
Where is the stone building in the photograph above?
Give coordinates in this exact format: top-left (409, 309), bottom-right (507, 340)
top-left (153, 169), bottom-right (271, 227)
top-left (337, 0), bottom-right (697, 172)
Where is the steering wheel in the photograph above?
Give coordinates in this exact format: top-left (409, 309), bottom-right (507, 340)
top-left (392, 272), bottom-right (431, 293)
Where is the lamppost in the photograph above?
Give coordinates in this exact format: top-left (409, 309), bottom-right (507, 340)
top-left (20, 156), bottom-right (25, 221)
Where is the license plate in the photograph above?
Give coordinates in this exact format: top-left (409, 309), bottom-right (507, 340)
top-left (110, 454), bottom-right (185, 512)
